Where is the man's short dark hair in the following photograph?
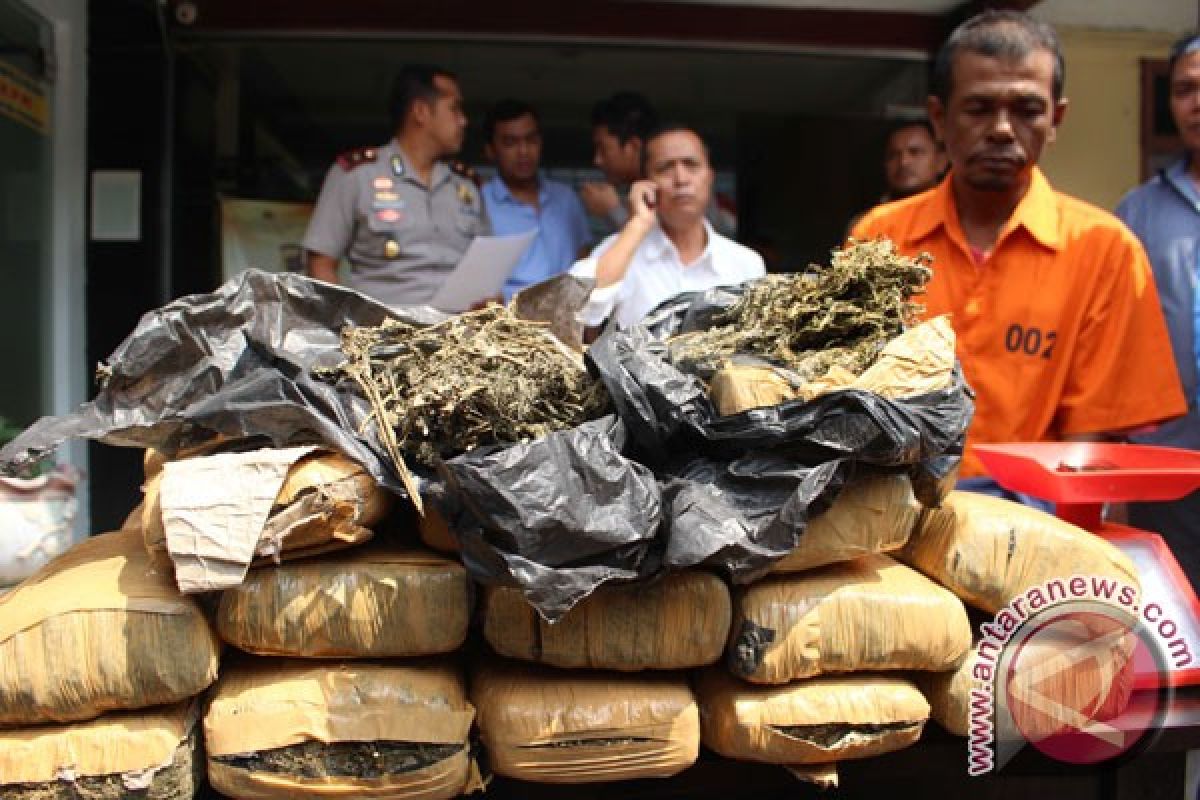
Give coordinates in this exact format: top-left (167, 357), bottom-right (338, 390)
top-left (591, 92), bottom-right (659, 145)
top-left (483, 99), bottom-right (540, 143)
top-left (885, 118), bottom-right (936, 145)
top-left (1168, 31), bottom-right (1200, 82)
top-left (642, 123), bottom-right (710, 172)
top-left (932, 10), bottom-right (1065, 103)
top-left (388, 64), bottom-right (456, 130)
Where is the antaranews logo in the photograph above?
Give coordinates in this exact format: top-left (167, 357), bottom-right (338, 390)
top-left (966, 575), bottom-right (1189, 775)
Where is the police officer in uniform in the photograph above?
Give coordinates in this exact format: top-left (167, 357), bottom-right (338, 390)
top-left (304, 64), bottom-right (489, 308)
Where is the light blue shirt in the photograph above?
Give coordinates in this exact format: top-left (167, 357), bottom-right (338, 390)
top-left (482, 175), bottom-right (592, 301)
top-left (1116, 156), bottom-right (1200, 450)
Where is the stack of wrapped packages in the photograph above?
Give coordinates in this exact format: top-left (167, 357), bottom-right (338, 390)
top-left (146, 448), bottom-right (480, 799)
top-left (0, 240), bottom-right (1143, 797)
top-left (901, 491), bottom-right (1141, 739)
top-left (0, 529), bottom-right (219, 798)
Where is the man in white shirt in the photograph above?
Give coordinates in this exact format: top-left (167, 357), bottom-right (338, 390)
top-left (571, 125), bottom-right (764, 330)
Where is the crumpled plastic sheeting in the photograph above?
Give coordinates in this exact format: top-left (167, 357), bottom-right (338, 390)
top-left (432, 416), bottom-right (663, 622)
top-left (0, 271), bottom-right (973, 624)
top-left (588, 322), bottom-right (972, 466)
top-left (584, 293), bottom-right (972, 588)
top-left (0, 270), bottom-right (411, 492)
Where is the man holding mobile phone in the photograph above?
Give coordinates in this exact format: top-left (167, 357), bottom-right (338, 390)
top-left (570, 124), bottom-right (764, 330)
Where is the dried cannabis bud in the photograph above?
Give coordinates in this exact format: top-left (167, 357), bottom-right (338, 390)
top-left (337, 305), bottom-right (610, 505)
top-left (669, 238), bottom-right (932, 380)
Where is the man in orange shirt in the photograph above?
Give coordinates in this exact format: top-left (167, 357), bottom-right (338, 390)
top-left (852, 10), bottom-right (1185, 491)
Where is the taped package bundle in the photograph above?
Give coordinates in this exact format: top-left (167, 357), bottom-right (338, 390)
top-left (472, 661), bottom-right (699, 783)
top-left (771, 473), bottom-right (921, 573)
top-left (0, 530), bottom-right (220, 727)
top-left (0, 702), bottom-right (201, 799)
top-left (482, 572), bottom-right (730, 670)
top-left (697, 669), bottom-right (929, 767)
top-left (918, 622), bottom-right (1137, 741)
top-left (205, 659), bottom-right (476, 800)
top-left (708, 316), bottom-right (957, 414)
top-left (729, 553), bottom-right (971, 684)
top-left (913, 658), bottom-right (973, 736)
top-left (217, 546), bottom-right (469, 658)
top-left (899, 491), bottom-right (1140, 613)
top-left (142, 449), bottom-right (388, 568)
top-left (417, 506), bottom-right (459, 554)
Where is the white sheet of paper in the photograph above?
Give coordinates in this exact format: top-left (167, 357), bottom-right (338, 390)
top-left (429, 230), bottom-right (538, 312)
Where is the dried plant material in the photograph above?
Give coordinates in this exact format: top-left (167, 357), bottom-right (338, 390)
top-left (335, 306), bottom-right (610, 509)
top-left (673, 239), bottom-right (932, 381)
top-left (696, 669), bottom-right (929, 765)
top-left (482, 572), bottom-right (731, 671)
top-left (794, 315), bottom-right (955, 402)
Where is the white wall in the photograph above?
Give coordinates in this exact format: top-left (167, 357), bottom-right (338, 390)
top-left (1033, 0), bottom-right (1198, 35)
top-left (19, 0), bottom-right (88, 533)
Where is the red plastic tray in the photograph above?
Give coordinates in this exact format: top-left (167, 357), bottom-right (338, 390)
top-left (973, 442), bottom-right (1200, 504)
top-left (1098, 526), bottom-right (1200, 690)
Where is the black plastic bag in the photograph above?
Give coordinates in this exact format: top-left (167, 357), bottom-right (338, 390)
top-left (430, 415), bottom-right (663, 621)
top-left (585, 289), bottom-right (972, 586)
top-left (587, 322), bottom-right (973, 466)
top-left (660, 454), bottom-right (847, 578)
top-left (0, 270), bottom-right (415, 492)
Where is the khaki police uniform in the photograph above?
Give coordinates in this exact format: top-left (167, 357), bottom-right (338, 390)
top-left (303, 139), bottom-right (490, 307)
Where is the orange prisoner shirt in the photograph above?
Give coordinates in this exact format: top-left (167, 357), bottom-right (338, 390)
top-left (851, 168), bottom-right (1185, 478)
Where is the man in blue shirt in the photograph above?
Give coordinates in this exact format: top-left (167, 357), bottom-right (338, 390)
top-left (481, 99), bottom-right (592, 301)
top-left (1116, 31), bottom-right (1200, 589)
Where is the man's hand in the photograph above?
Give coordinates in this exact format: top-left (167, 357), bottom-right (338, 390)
top-left (468, 295), bottom-right (504, 311)
top-left (307, 251), bottom-right (340, 285)
top-left (579, 182), bottom-right (621, 218)
top-left (592, 180), bottom-right (658, 290)
top-left (628, 180), bottom-right (658, 227)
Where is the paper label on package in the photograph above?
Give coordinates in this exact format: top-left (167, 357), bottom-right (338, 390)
top-left (160, 446), bottom-right (318, 592)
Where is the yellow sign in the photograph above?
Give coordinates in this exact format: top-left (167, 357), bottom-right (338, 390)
top-left (0, 58), bottom-right (48, 135)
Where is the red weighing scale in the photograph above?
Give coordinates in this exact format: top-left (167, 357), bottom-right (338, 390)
top-left (974, 442), bottom-right (1200, 689)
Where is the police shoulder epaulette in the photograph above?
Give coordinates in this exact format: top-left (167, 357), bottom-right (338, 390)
top-left (336, 146), bottom-right (379, 171)
top-left (449, 160), bottom-right (481, 186)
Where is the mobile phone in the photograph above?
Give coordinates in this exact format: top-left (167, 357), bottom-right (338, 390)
top-left (641, 185), bottom-right (658, 210)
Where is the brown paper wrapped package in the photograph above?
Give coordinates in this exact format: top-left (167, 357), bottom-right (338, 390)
top-left (205, 658), bottom-right (475, 800)
top-left (914, 658), bottom-right (973, 736)
top-left (697, 670), bottom-right (929, 764)
top-left (709, 364), bottom-right (798, 415)
top-left (472, 661), bottom-right (699, 783)
top-left (916, 618), bottom-right (1137, 741)
top-left (417, 506), bottom-right (459, 553)
top-left (708, 317), bottom-right (956, 415)
top-left (898, 491), bottom-right (1140, 614)
top-left (217, 546), bottom-right (469, 658)
top-left (120, 502), bottom-right (143, 532)
top-left (729, 553), bottom-right (971, 684)
top-left (0, 701), bottom-right (201, 798)
top-left (772, 473), bottom-right (921, 573)
top-left (0, 531), bottom-right (220, 726)
top-left (482, 572), bottom-right (730, 670)
top-left (142, 450), bottom-right (386, 565)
